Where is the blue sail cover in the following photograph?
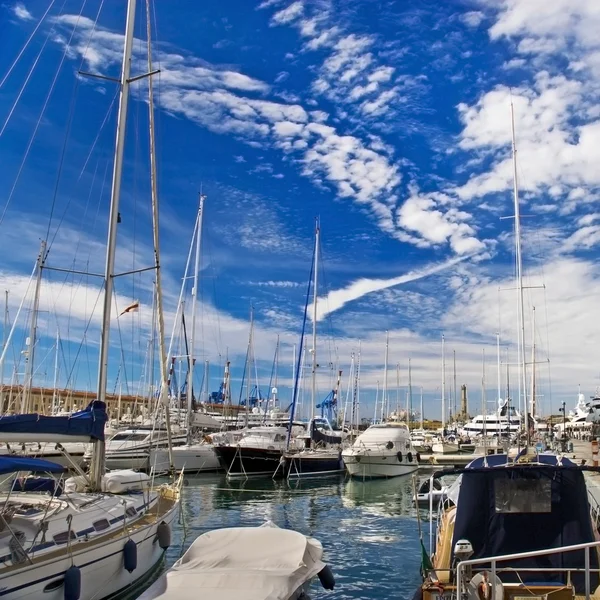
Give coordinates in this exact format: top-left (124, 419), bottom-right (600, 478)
top-left (0, 455), bottom-right (65, 474)
top-left (0, 400), bottom-right (107, 442)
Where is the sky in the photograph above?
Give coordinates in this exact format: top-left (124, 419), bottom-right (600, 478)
top-left (0, 0), bottom-right (599, 421)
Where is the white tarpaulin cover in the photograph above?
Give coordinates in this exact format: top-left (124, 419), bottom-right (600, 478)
top-left (139, 522), bottom-right (325, 600)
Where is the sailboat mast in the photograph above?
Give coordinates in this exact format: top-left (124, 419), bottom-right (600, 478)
top-left (530, 306), bottom-right (536, 418)
top-left (311, 221), bottom-right (319, 417)
top-left (497, 332), bottom-right (501, 401)
top-left (511, 100), bottom-right (529, 441)
top-left (453, 350), bottom-right (457, 419)
top-left (90, 0), bottom-right (137, 490)
top-left (187, 194), bottom-right (205, 444)
top-left (23, 239), bottom-right (46, 414)
top-left (408, 357), bottom-right (412, 429)
top-left (51, 329), bottom-right (59, 414)
top-left (441, 334), bottom-right (446, 431)
top-left (420, 386), bottom-right (424, 429)
top-left (383, 331), bottom-right (389, 420)
top-left (0, 291), bottom-right (7, 412)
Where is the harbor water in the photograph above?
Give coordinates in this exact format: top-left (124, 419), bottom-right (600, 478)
top-left (152, 474), bottom-right (425, 599)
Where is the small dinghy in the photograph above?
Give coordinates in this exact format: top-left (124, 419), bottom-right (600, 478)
top-left (413, 477), bottom-right (447, 507)
top-left (139, 521), bottom-right (335, 600)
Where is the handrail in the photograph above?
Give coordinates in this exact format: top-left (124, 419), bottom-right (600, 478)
top-left (456, 539), bottom-right (600, 600)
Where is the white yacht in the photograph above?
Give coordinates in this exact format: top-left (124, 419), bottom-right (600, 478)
top-left (149, 443), bottom-right (220, 474)
top-left (555, 392), bottom-right (594, 434)
top-left (342, 422), bottom-right (419, 479)
top-left (461, 399), bottom-right (521, 436)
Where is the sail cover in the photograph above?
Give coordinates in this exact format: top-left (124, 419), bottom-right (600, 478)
top-left (0, 455), bottom-right (66, 474)
top-left (0, 400), bottom-right (108, 443)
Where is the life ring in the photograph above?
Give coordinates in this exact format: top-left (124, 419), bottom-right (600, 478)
top-left (397, 451), bottom-right (403, 462)
top-left (407, 452), bottom-right (413, 463)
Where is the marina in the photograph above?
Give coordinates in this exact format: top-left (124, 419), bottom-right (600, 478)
top-left (1, 0), bottom-right (600, 598)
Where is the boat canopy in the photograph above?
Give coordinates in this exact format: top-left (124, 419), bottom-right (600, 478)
top-left (0, 455), bottom-right (66, 474)
top-left (0, 400), bottom-right (107, 443)
top-left (138, 522), bottom-right (326, 600)
top-left (451, 453), bottom-right (599, 593)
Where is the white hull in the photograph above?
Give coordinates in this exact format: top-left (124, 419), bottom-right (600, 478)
top-left (149, 445), bottom-right (220, 473)
top-left (342, 454), bottom-right (419, 479)
top-left (0, 500), bottom-right (178, 599)
top-left (431, 442), bottom-right (459, 454)
top-left (105, 453), bottom-right (149, 471)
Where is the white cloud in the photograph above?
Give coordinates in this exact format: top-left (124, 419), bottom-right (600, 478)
top-left (461, 11), bottom-right (485, 28)
top-left (271, 1), bottom-right (304, 26)
top-left (396, 188), bottom-right (486, 255)
top-left (315, 257), bottom-right (466, 321)
top-left (12, 2), bottom-right (33, 21)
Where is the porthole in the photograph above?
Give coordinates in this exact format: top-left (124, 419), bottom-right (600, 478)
top-left (43, 579), bottom-right (64, 593)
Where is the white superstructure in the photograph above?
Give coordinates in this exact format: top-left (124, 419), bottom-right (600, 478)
top-left (342, 422), bottom-right (419, 479)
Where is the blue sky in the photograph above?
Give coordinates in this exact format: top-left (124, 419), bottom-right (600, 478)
top-left (1, 0), bottom-right (600, 420)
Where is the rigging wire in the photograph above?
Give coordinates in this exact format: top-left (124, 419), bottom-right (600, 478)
top-left (0, 0), bottom-right (57, 90)
top-left (0, 0), bottom-right (88, 229)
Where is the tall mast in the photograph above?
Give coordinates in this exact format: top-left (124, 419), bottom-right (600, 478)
top-left (202, 360), bottom-right (209, 403)
top-left (511, 100), bottom-right (529, 442)
top-left (90, 0), bottom-right (137, 490)
top-left (311, 220), bottom-right (319, 418)
top-left (453, 350), bottom-right (457, 419)
top-left (373, 380), bottom-right (379, 423)
top-left (23, 239), bottom-right (46, 414)
top-left (497, 332), bottom-right (501, 401)
top-left (408, 357), bottom-right (412, 429)
top-left (383, 330), bottom-right (389, 420)
top-left (441, 334), bottom-right (446, 430)
top-left (1, 290), bottom-right (8, 412)
top-left (187, 194), bottom-right (205, 445)
top-left (420, 386), bottom-right (424, 429)
top-left (51, 329), bottom-right (59, 414)
top-left (146, 0), bottom-right (174, 468)
top-left (530, 306), bottom-right (536, 418)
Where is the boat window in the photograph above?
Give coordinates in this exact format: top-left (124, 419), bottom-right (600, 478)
top-left (110, 433), bottom-right (147, 442)
top-left (125, 507), bottom-right (137, 518)
top-left (274, 434), bottom-right (285, 442)
top-left (494, 478), bottom-right (551, 513)
top-left (43, 579), bottom-right (64, 592)
top-left (53, 530), bottom-right (76, 544)
top-left (93, 519), bottom-right (110, 532)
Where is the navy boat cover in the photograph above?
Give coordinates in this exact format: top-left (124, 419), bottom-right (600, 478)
top-left (0, 400), bottom-right (107, 442)
top-left (451, 454), bottom-right (598, 593)
top-left (0, 455), bottom-right (65, 474)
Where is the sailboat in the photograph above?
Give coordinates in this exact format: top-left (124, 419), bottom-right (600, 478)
top-left (0, 1), bottom-right (180, 596)
top-left (282, 221), bottom-right (344, 479)
top-left (415, 102), bottom-right (598, 600)
top-left (148, 194), bottom-right (220, 474)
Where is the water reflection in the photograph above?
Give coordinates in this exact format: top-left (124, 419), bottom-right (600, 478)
top-left (155, 473), bottom-right (423, 600)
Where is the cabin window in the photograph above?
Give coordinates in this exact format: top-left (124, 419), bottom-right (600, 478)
top-left (125, 507), bottom-right (137, 518)
top-left (494, 478), bottom-right (551, 513)
top-left (93, 519), bottom-right (110, 532)
top-left (274, 434), bottom-right (285, 442)
top-left (53, 530), bottom-right (76, 544)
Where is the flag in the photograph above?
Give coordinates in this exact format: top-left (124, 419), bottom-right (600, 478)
top-left (421, 539), bottom-right (433, 573)
top-left (118, 301), bottom-right (139, 317)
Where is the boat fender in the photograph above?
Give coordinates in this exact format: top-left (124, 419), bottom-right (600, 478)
top-left (64, 565), bottom-right (81, 600)
top-left (416, 452), bottom-right (421, 462)
top-left (123, 539), bottom-right (137, 573)
top-left (407, 452), bottom-right (413, 463)
top-left (397, 452), bottom-right (403, 462)
top-left (318, 565), bottom-right (335, 590)
top-left (157, 521), bottom-right (171, 550)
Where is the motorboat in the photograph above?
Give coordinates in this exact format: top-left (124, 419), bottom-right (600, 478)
top-left (461, 398), bottom-right (521, 436)
top-left (213, 426), bottom-right (304, 479)
top-left (417, 450), bottom-right (600, 600)
top-left (342, 421), bottom-right (419, 479)
top-left (138, 521), bottom-right (335, 600)
top-left (413, 477), bottom-right (447, 507)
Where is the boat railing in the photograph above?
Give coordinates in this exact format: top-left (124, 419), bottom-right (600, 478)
top-left (456, 539), bottom-right (600, 600)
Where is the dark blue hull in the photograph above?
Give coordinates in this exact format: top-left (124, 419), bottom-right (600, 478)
top-left (285, 451), bottom-right (344, 479)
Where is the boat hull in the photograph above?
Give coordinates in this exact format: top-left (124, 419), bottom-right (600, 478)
top-left (149, 445), bottom-right (220, 474)
top-left (214, 445), bottom-right (283, 478)
top-left (284, 450), bottom-right (344, 479)
top-left (0, 497), bottom-right (178, 600)
top-left (342, 453), bottom-right (419, 479)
